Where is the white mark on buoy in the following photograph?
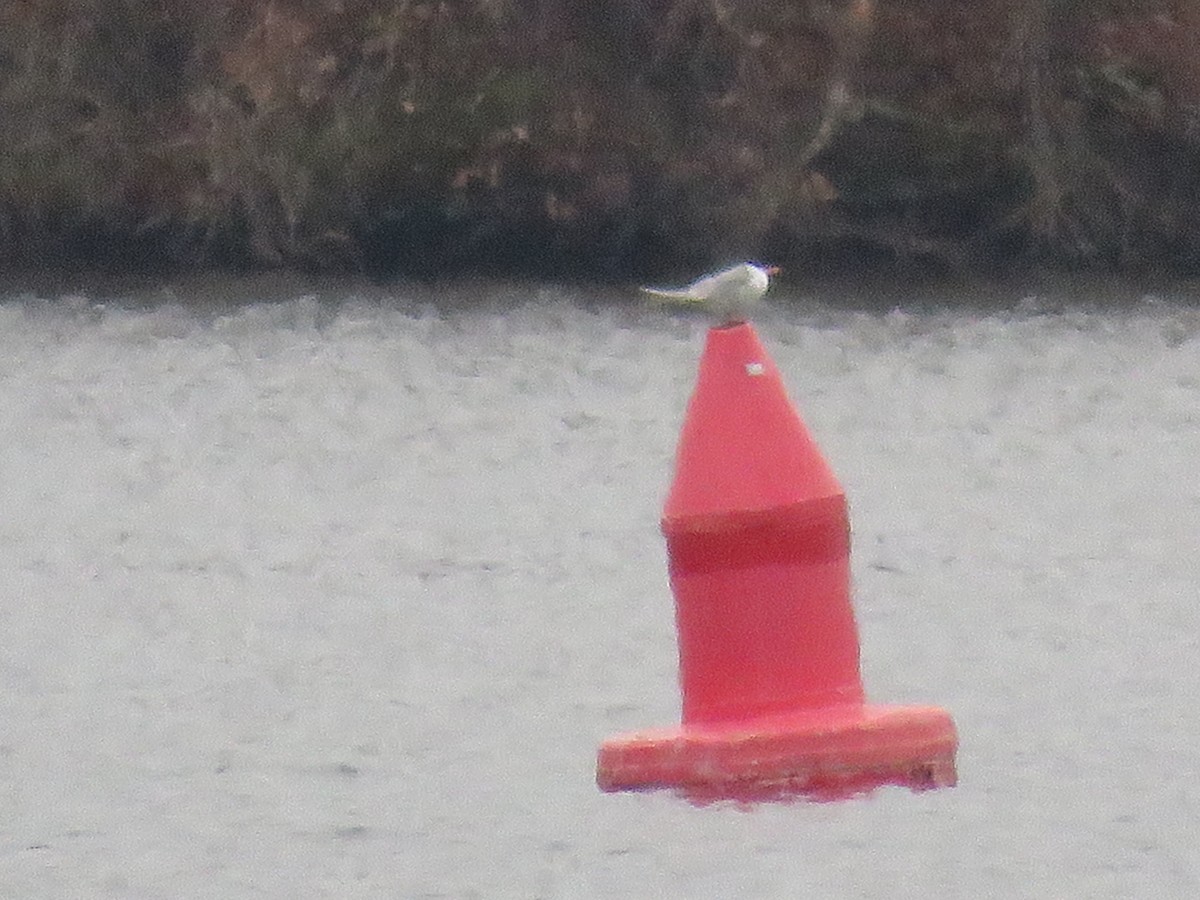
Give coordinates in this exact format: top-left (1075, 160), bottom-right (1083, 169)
top-left (745, 362), bottom-right (766, 376)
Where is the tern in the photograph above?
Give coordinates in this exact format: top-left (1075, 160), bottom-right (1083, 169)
top-left (641, 262), bottom-right (779, 325)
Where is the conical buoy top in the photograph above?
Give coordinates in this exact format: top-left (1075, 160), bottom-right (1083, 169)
top-left (664, 322), bottom-right (842, 532)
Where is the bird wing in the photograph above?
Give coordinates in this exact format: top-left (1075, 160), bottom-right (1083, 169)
top-left (640, 286), bottom-right (708, 305)
top-left (681, 266), bottom-right (745, 301)
top-left (640, 265), bottom-right (748, 304)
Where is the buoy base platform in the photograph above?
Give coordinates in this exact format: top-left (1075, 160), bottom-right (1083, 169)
top-left (597, 704), bottom-right (957, 803)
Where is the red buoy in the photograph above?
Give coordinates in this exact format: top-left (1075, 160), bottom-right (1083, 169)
top-left (596, 322), bottom-right (957, 802)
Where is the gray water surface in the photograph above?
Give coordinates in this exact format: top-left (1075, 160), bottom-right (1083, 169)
top-left (1, 282), bottom-right (1198, 898)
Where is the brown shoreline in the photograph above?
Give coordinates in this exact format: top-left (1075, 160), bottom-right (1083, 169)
top-left (3, 2), bottom-right (1199, 281)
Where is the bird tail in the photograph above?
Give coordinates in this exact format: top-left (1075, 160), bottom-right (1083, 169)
top-left (640, 286), bottom-right (703, 305)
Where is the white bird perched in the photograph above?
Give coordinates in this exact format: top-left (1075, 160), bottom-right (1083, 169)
top-left (641, 262), bottom-right (780, 325)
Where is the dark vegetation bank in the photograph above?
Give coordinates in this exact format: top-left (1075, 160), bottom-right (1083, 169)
top-left (3, 1), bottom-right (1200, 280)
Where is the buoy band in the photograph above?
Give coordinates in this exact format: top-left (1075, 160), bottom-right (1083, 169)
top-left (664, 495), bottom-right (849, 575)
